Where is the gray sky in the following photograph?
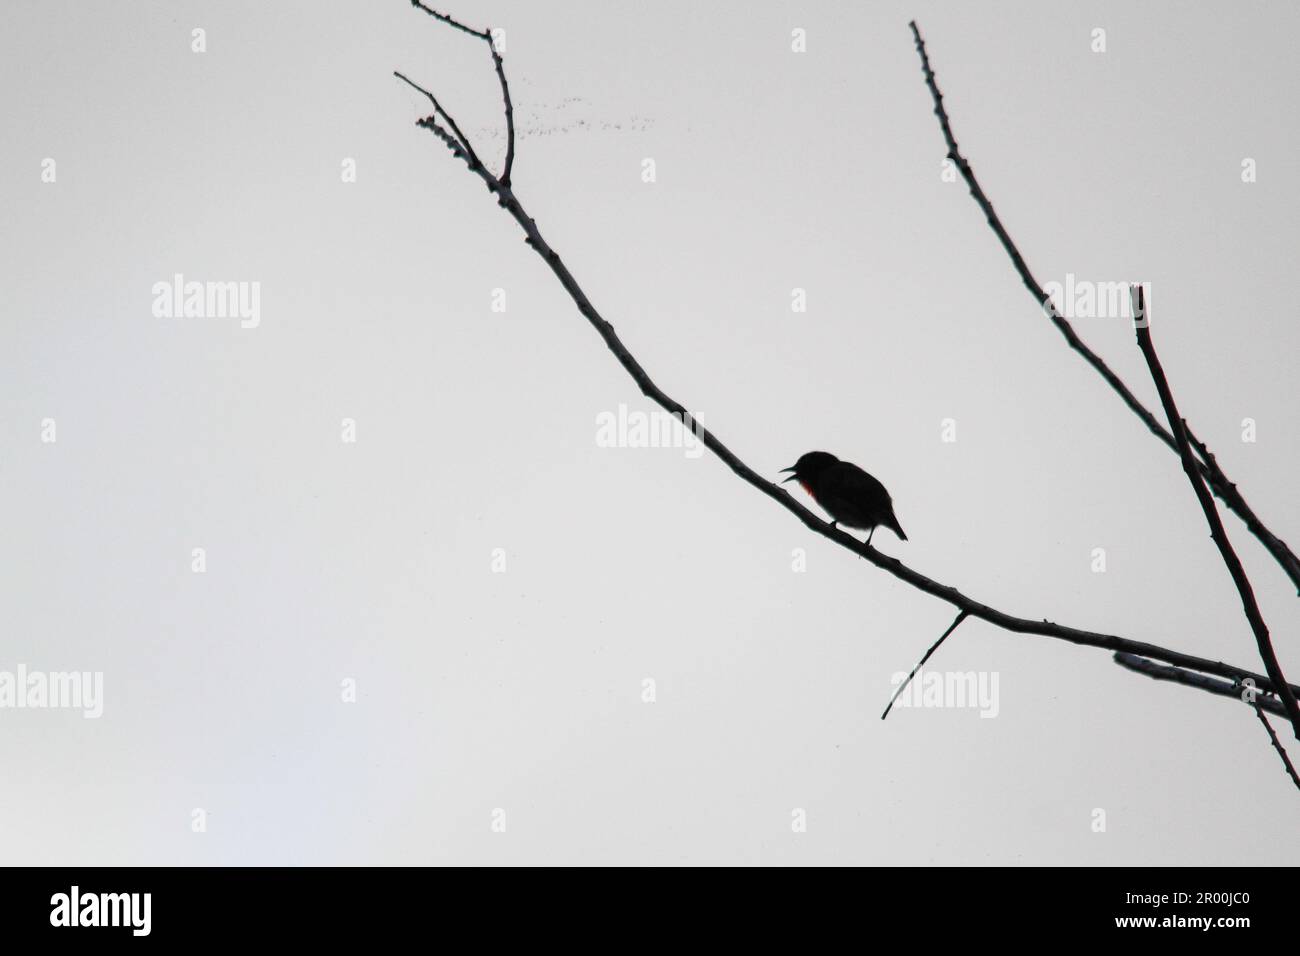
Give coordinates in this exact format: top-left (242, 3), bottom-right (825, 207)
top-left (1, 0), bottom-right (1297, 864)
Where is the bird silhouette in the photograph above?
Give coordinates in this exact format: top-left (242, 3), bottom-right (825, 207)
top-left (780, 451), bottom-right (907, 545)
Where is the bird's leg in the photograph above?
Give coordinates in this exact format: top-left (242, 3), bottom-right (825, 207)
top-left (829, 521), bottom-right (838, 531)
top-left (866, 527), bottom-right (876, 547)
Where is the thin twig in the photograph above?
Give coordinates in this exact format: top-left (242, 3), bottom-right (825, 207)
top-left (1131, 286), bottom-right (1300, 740)
top-left (488, 32), bottom-right (515, 185)
top-left (882, 610), bottom-right (969, 720)
top-left (907, 21), bottom-right (1300, 597)
top-left (414, 114), bottom-right (470, 164)
top-left (1254, 705), bottom-right (1300, 792)
top-left (1113, 652), bottom-right (1287, 717)
top-left (396, 8), bottom-right (1300, 723)
top-left (410, 0), bottom-right (489, 40)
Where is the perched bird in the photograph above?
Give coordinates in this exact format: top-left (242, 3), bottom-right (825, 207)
top-left (780, 451), bottom-right (907, 545)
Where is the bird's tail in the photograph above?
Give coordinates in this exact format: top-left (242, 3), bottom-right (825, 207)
top-left (888, 514), bottom-right (908, 541)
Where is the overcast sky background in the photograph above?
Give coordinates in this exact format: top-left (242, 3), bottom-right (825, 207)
top-left (2, 0), bottom-right (1298, 865)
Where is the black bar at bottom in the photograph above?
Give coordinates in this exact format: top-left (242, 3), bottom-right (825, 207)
top-left (0, 866), bottom-right (1276, 942)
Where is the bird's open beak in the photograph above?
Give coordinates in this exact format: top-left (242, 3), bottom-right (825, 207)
top-left (780, 466), bottom-right (797, 484)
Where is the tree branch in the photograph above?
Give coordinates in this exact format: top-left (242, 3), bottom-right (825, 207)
top-left (1254, 705), bottom-right (1300, 792)
top-left (409, 0), bottom-right (489, 40)
top-left (1130, 286), bottom-right (1300, 739)
top-left (1115, 652), bottom-right (1299, 787)
top-left (396, 7), bottom-right (1300, 732)
top-left (882, 610), bottom-right (969, 720)
top-left (393, 70), bottom-right (482, 171)
top-left (907, 20), bottom-right (1300, 597)
top-left (486, 179), bottom-right (1297, 703)
top-left (410, 0), bottom-right (515, 185)
top-left (488, 31), bottom-right (515, 185)
top-left (1113, 652), bottom-right (1286, 718)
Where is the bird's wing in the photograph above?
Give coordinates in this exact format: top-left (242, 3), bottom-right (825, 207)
top-left (822, 462), bottom-right (892, 506)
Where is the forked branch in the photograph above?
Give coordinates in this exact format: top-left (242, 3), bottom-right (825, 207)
top-left (1130, 286), bottom-right (1300, 741)
top-left (907, 21), bottom-right (1300, 598)
top-left (409, 1), bottom-right (515, 184)
top-left (396, 7), bottom-right (1300, 773)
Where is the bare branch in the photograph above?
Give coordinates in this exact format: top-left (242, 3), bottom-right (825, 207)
top-left (414, 115), bottom-right (470, 164)
top-left (1254, 705), bottom-right (1300, 792)
top-left (907, 20), bottom-right (1300, 597)
top-left (409, 0), bottom-right (515, 185)
top-left (1131, 286), bottom-right (1300, 739)
top-left (882, 610), bottom-right (969, 720)
top-left (398, 7), bottom-right (1300, 728)
top-left (409, 0), bottom-right (489, 40)
top-left (411, 162), bottom-right (1300, 710)
top-left (393, 71), bottom-right (484, 173)
top-left (1113, 652), bottom-right (1287, 718)
top-left (1116, 652), bottom-right (1300, 787)
top-left (488, 33), bottom-right (515, 185)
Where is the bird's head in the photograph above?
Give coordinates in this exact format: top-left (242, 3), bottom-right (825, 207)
top-left (780, 451), bottom-right (839, 484)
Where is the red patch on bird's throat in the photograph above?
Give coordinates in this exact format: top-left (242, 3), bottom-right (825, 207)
top-left (797, 479), bottom-right (814, 496)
